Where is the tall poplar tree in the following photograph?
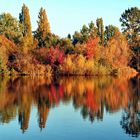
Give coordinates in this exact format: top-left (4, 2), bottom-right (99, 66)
top-left (34, 7), bottom-right (51, 47)
top-left (96, 18), bottom-right (104, 45)
top-left (19, 4), bottom-right (33, 48)
top-left (88, 21), bottom-right (97, 38)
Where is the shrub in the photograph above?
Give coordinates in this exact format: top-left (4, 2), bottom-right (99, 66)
top-left (74, 43), bottom-right (86, 54)
top-left (59, 54), bottom-right (111, 76)
top-left (91, 60), bottom-right (112, 76)
top-left (47, 46), bottom-right (64, 65)
top-left (74, 54), bottom-right (86, 75)
top-left (10, 53), bottom-right (52, 76)
top-left (33, 47), bottom-right (49, 64)
top-left (0, 35), bottom-right (17, 75)
top-left (0, 58), bottom-right (9, 75)
top-left (85, 60), bottom-right (94, 75)
top-left (85, 38), bottom-right (99, 59)
top-left (59, 54), bottom-right (74, 75)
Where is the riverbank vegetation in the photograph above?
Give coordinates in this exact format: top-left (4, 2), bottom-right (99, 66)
top-left (0, 4), bottom-right (139, 76)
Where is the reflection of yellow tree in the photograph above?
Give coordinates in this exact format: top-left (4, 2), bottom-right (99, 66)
top-left (38, 103), bottom-right (49, 130)
top-left (0, 78), bottom-right (17, 123)
top-left (0, 105), bottom-right (17, 124)
top-left (18, 94), bottom-right (32, 133)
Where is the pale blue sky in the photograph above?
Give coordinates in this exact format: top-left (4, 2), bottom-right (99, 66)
top-left (0, 0), bottom-right (139, 37)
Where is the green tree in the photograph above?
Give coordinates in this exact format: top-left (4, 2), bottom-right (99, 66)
top-left (19, 4), bottom-right (33, 49)
top-left (45, 33), bottom-right (60, 48)
top-left (73, 31), bottom-right (83, 45)
top-left (80, 24), bottom-right (89, 42)
top-left (34, 7), bottom-right (51, 47)
top-left (73, 22), bottom-right (98, 45)
top-left (88, 21), bottom-right (97, 38)
top-left (67, 34), bottom-right (71, 40)
top-left (120, 7), bottom-right (140, 71)
top-left (96, 18), bottom-right (104, 45)
top-left (0, 13), bottom-right (23, 44)
top-left (104, 25), bottom-right (119, 43)
top-left (59, 38), bottom-right (74, 54)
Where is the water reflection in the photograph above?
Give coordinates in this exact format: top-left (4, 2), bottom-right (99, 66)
top-left (0, 76), bottom-right (139, 137)
top-left (120, 76), bottom-right (140, 137)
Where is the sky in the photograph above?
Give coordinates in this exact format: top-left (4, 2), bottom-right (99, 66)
top-left (0, 0), bottom-right (139, 37)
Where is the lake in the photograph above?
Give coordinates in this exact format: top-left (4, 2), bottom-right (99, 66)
top-left (0, 76), bottom-right (139, 140)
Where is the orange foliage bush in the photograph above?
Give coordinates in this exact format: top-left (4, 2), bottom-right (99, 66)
top-left (102, 32), bottom-right (130, 68)
top-left (59, 54), bottom-right (95, 75)
top-left (15, 54), bottom-right (52, 76)
top-left (0, 35), bottom-right (17, 61)
top-left (85, 38), bottom-right (99, 59)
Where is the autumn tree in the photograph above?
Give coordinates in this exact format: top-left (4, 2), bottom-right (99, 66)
top-left (85, 38), bottom-right (99, 59)
top-left (120, 7), bottom-right (140, 71)
top-left (34, 7), bottom-right (51, 47)
top-left (0, 13), bottom-right (23, 44)
top-left (38, 103), bottom-right (49, 129)
top-left (104, 31), bottom-right (130, 68)
top-left (0, 58), bottom-right (8, 75)
top-left (19, 4), bottom-right (33, 49)
top-left (96, 18), bottom-right (104, 45)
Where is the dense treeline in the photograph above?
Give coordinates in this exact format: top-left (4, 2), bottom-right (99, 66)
top-left (0, 4), bottom-right (139, 76)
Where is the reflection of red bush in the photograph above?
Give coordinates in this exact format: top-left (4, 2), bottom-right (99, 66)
top-left (85, 90), bottom-right (99, 111)
top-left (58, 85), bottom-right (64, 98)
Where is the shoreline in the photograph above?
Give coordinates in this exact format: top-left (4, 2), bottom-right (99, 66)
top-left (2, 68), bottom-right (138, 79)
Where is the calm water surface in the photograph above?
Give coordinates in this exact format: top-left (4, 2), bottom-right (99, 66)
top-left (0, 76), bottom-right (139, 140)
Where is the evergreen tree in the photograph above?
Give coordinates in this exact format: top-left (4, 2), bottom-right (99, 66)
top-left (88, 21), bottom-right (97, 38)
top-left (120, 7), bottom-right (140, 71)
top-left (73, 31), bottom-right (82, 45)
top-left (67, 34), bottom-right (71, 40)
top-left (104, 25), bottom-right (119, 43)
top-left (96, 18), bottom-right (104, 45)
top-left (80, 24), bottom-right (89, 42)
top-left (19, 4), bottom-right (33, 49)
top-left (34, 7), bottom-right (51, 47)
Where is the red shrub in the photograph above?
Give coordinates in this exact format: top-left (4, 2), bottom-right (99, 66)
top-left (85, 38), bottom-right (99, 59)
top-left (47, 46), bottom-right (65, 66)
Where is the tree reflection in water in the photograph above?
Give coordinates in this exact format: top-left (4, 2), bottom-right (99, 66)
top-left (0, 76), bottom-right (139, 136)
top-left (120, 76), bottom-right (140, 137)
